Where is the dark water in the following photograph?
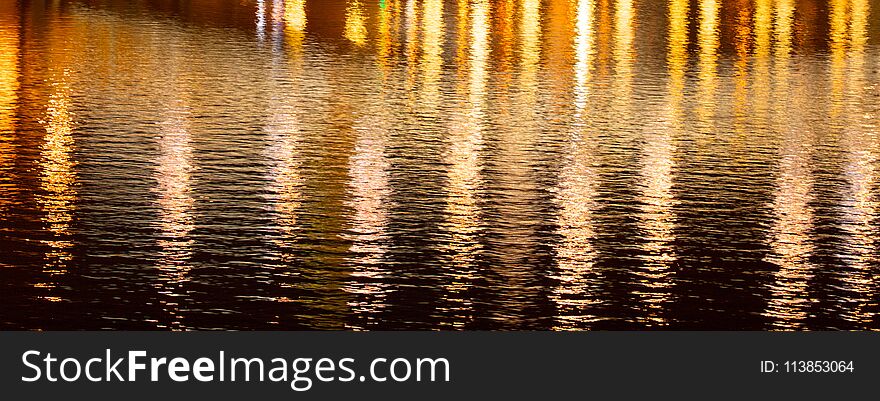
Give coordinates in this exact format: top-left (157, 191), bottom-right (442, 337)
top-left (0, 0), bottom-right (878, 330)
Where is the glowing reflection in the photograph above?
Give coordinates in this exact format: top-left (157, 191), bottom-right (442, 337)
top-left (419, 0), bottom-right (445, 109)
top-left (731, 0), bottom-right (750, 119)
top-left (284, 0), bottom-right (307, 51)
top-left (256, 0), bottom-right (266, 41)
top-left (439, 0), bottom-right (490, 328)
top-left (837, 0), bottom-right (876, 328)
top-left (696, 0), bottom-right (718, 121)
top-left (751, 0), bottom-right (772, 117)
top-left (485, 0), bottom-right (545, 328)
top-left (520, 0), bottom-right (542, 79)
top-left (551, 0), bottom-right (602, 330)
top-left (545, 0), bottom-right (575, 106)
top-left (828, 0), bottom-right (847, 116)
top-left (37, 69), bottom-right (77, 296)
top-left (376, 0), bottom-right (400, 68)
top-left (263, 2), bottom-right (308, 315)
top-left (264, 100), bottom-right (303, 256)
top-left (269, 0), bottom-right (285, 45)
top-left (343, 106), bottom-right (393, 330)
top-left (344, 0), bottom-right (368, 46)
top-left (153, 97), bottom-right (195, 330)
top-left (612, 0), bottom-right (634, 87)
top-left (495, 0), bottom-right (516, 74)
top-left (0, 4), bottom-right (19, 216)
top-left (403, 0), bottom-right (420, 90)
top-left (760, 0), bottom-right (816, 330)
top-left (631, 0), bottom-right (685, 327)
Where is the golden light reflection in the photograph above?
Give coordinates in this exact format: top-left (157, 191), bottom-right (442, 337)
top-left (774, 0), bottom-right (794, 60)
top-left (38, 70), bottom-right (77, 285)
top-left (836, 0), bottom-right (877, 328)
top-left (264, 102), bottom-right (304, 253)
top-left (573, 0), bottom-right (594, 110)
top-left (545, 0), bottom-right (574, 106)
top-left (612, 0), bottom-right (634, 85)
top-left (419, 0), bottom-right (445, 110)
top-left (751, 0), bottom-right (772, 117)
top-left (666, 0), bottom-right (688, 95)
top-left (404, 0), bottom-right (421, 91)
top-left (264, 3), bottom-right (307, 306)
top-left (828, 0), bottom-right (847, 117)
top-left (485, 0), bottom-right (546, 328)
top-left (520, 0), bottom-right (542, 74)
top-left (0, 4), bottom-right (19, 216)
top-left (630, 0), bottom-right (686, 327)
top-left (376, 0), bottom-right (400, 68)
top-left (594, 0), bottom-right (613, 79)
top-left (764, 142), bottom-right (815, 329)
top-left (761, 0), bottom-right (817, 331)
top-left (439, 0), bottom-right (490, 329)
top-left (696, 0), bottom-right (719, 121)
top-left (551, 0), bottom-right (603, 330)
top-left (764, 87), bottom-right (817, 330)
top-left (494, 0), bottom-right (516, 75)
top-left (283, 0), bottom-right (307, 51)
top-left (731, 0), bottom-right (750, 119)
top-left (344, 0), bottom-right (368, 46)
top-left (343, 110), bottom-right (393, 330)
top-left (154, 97), bottom-right (195, 330)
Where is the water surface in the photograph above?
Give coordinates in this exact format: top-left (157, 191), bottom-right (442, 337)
top-left (0, 0), bottom-right (879, 330)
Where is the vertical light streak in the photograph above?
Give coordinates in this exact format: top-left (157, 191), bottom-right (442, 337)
top-left (0, 4), bottom-right (20, 216)
top-left (344, 0), bottom-right (368, 46)
top-left (439, 0), bottom-right (490, 328)
top-left (38, 70), bottom-right (77, 292)
top-left (837, 0), bottom-right (877, 328)
top-left (551, 0), bottom-right (602, 330)
top-left (762, 0), bottom-right (816, 330)
top-left (154, 97), bottom-right (195, 330)
top-left (284, 0), bottom-right (307, 51)
top-left (420, 0), bottom-right (445, 110)
top-left (696, 0), bottom-right (719, 121)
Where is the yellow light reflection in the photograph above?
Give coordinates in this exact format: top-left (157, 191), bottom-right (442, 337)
top-left (837, 0), bottom-right (876, 328)
top-left (0, 4), bottom-right (19, 216)
top-left (696, 0), bottom-right (719, 121)
top-left (494, 0), bottom-right (516, 75)
top-left (612, 0), bottom-right (634, 85)
top-left (551, 0), bottom-right (602, 330)
top-left (761, 0), bottom-right (817, 331)
top-left (419, 0), bottom-right (445, 110)
top-left (264, 105), bottom-right (303, 252)
top-left (283, 0), bottom-right (307, 51)
top-left (376, 0), bottom-right (400, 68)
top-left (828, 0), bottom-right (847, 117)
top-left (404, 0), bottom-right (421, 90)
top-left (38, 70), bottom-right (77, 282)
top-left (343, 113), bottom-right (393, 330)
top-left (154, 99), bottom-right (195, 330)
top-left (751, 0), bottom-right (772, 117)
top-left (264, 2), bottom-right (307, 305)
top-left (344, 0), bottom-right (368, 46)
top-left (631, 0), bottom-right (685, 327)
top-left (439, 0), bottom-right (490, 329)
top-left (732, 0), bottom-right (750, 119)
top-left (545, 0), bottom-right (575, 106)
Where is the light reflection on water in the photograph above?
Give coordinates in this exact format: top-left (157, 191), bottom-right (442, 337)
top-left (1, 0), bottom-right (879, 330)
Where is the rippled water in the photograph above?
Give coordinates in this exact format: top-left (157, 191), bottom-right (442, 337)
top-left (0, 0), bottom-right (878, 330)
